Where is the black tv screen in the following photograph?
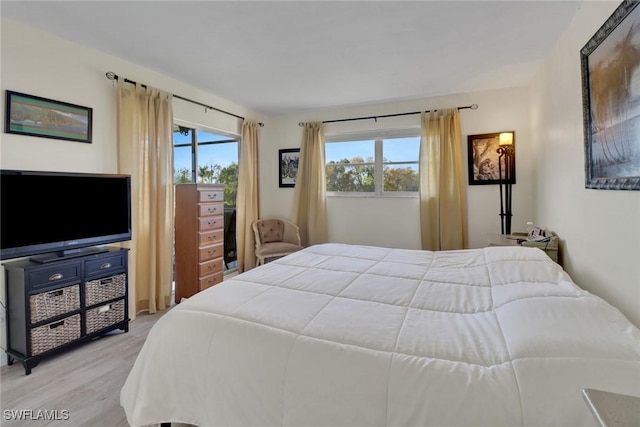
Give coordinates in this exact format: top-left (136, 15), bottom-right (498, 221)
top-left (1, 170), bottom-right (131, 261)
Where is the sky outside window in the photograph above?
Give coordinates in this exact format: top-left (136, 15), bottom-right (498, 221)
top-left (384, 137), bottom-right (419, 171)
top-left (383, 137), bottom-right (420, 161)
top-left (198, 142), bottom-right (238, 169)
top-left (325, 140), bottom-right (375, 162)
top-left (196, 130), bottom-right (238, 168)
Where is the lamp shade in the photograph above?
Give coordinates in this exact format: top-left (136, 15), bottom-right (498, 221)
top-left (499, 132), bottom-right (513, 146)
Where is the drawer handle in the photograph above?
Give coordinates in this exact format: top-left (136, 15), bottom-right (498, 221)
top-left (208, 207), bottom-right (216, 213)
top-left (100, 278), bottom-right (114, 286)
top-left (49, 273), bottom-right (64, 281)
top-left (208, 265), bottom-right (213, 271)
top-left (98, 304), bottom-right (113, 313)
top-left (207, 193), bottom-right (217, 199)
top-left (207, 235), bottom-right (213, 241)
top-left (49, 320), bottom-right (65, 329)
top-left (100, 263), bottom-right (112, 269)
top-left (48, 289), bottom-right (64, 298)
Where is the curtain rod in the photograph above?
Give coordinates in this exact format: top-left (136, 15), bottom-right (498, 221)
top-left (105, 72), bottom-right (264, 127)
top-left (297, 104), bottom-right (478, 126)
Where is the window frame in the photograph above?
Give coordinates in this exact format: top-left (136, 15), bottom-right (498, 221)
top-left (325, 128), bottom-right (421, 198)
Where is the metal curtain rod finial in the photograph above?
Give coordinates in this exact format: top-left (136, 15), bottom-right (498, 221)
top-left (104, 71), bottom-right (264, 127)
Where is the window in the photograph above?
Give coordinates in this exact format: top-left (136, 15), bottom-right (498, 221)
top-left (325, 130), bottom-right (420, 195)
top-left (326, 140), bottom-right (376, 192)
top-left (173, 125), bottom-right (239, 206)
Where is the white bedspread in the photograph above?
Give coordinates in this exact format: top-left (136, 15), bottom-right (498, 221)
top-left (121, 244), bottom-right (640, 427)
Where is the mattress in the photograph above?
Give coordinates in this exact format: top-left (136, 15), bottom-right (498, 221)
top-left (121, 243), bottom-right (640, 426)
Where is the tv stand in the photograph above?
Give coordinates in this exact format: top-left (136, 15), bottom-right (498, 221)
top-left (30, 247), bottom-right (110, 264)
top-left (3, 247), bottom-right (129, 375)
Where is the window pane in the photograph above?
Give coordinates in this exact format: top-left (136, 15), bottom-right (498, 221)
top-left (174, 145), bottom-right (193, 183)
top-left (174, 128), bottom-right (193, 182)
top-left (325, 140), bottom-right (375, 163)
top-left (325, 134), bottom-right (419, 195)
top-left (326, 163), bottom-right (375, 192)
top-left (383, 163), bottom-right (419, 191)
top-left (383, 137), bottom-right (420, 162)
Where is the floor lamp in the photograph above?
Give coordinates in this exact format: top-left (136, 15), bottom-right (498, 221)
top-left (497, 132), bottom-right (514, 235)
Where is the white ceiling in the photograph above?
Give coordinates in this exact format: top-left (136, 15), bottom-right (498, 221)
top-left (1, 1), bottom-right (583, 115)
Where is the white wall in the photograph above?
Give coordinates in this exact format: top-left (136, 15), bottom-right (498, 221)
top-left (530, 2), bottom-right (640, 327)
top-left (0, 18), bottom-right (266, 363)
top-left (261, 87), bottom-right (535, 250)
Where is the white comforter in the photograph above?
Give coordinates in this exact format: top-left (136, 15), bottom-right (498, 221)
top-left (121, 244), bottom-right (640, 427)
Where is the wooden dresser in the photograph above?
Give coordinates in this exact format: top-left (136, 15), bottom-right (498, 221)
top-left (174, 183), bottom-right (225, 303)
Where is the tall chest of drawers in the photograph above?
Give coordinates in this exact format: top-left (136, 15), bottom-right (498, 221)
top-left (174, 183), bottom-right (225, 303)
top-left (3, 247), bottom-right (129, 374)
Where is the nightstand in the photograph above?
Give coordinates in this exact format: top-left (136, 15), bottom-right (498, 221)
top-left (487, 232), bottom-right (560, 264)
top-left (582, 388), bottom-right (640, 427)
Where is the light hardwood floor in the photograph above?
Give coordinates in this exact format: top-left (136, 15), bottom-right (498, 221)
top-left (0, 308), bottom-right (168, 427)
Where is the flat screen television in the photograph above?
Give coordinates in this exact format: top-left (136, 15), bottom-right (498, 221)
top-left (1, 170), bottom-right (131, 262)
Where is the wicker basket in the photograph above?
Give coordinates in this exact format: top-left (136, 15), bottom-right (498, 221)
top-left (31, 314), bottom-right (81, 356)
top-left (85, 299), bottom-right (125, 335)
top-left (85, 273), bottom-right (126, 306)
top-left (30, 285), bottom-right (80, 324)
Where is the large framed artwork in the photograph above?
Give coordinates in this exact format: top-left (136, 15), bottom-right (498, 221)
top-left (467, 132), bottom-right (516, 185)
top-left (5, 91), bottom-right (92, 143)
top-left (279, 148), bottom-right (300, 188)
top-left (581, 0), bottom-right (640, 190)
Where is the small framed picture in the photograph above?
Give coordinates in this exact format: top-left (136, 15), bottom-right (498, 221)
top-left (5, 91), bottom-right (92, 143)
top-left (279, 148), bottom-right (300, 188)
top-left (467, 132), bottom-right (516, 185)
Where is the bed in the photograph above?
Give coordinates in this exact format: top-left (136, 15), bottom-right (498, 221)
top-left (121, 243), bottom-right (640, 427)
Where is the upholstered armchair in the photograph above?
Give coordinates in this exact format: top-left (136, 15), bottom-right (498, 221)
top-left (252, 218), bottom-right (303, 266)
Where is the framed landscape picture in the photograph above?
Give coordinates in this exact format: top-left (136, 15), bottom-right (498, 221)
top-left (279, 148), bottom-right (300, 188)
top-left (5, 91), bottom-right (93, 143)
top-left (581, 0), bottom-right (640, 190)
top-left (467, 132), bottom-right (516, 185)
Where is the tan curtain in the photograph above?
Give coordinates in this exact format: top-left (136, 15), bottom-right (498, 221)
top-left (236, 120), bottom-right (260, 273)
top-left (117, 80), bottom-right (174, 320)
top-left (419, 109), bottom-right (468, 250)
top-left (292, 122), bottom-right (327, 246)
